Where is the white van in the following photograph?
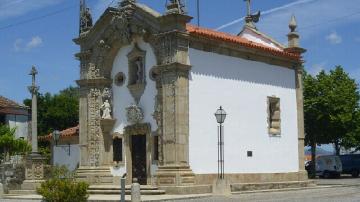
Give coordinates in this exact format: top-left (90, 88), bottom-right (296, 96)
top-left (315, 155), bottom-right (342, 178)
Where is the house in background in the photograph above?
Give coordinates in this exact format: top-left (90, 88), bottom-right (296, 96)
top-left (0, 96), bottom-right (29, 140)
top-left (39, 125), bottom-right (80, 171)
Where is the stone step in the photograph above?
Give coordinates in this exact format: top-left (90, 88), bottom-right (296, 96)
top-left (87, 189), bottom-right (166, 195)
top-left (8, 190), bottom-right (37, 195)
top-left (89, 185), bottom-right (159, 191)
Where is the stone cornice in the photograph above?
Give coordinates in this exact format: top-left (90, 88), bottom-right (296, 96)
top-left (153, 62), bottom-right (191, 74)
top-left (76, 78), bottom-right (112, 87)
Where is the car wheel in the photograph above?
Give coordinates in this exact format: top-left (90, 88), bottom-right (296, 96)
top-left (323, 171), bottom-right (331, 179)
top-left (351, 170), bottom-right (359, 178)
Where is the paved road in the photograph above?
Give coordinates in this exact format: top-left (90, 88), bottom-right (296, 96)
top-left (168, 186), bottom-right (360, 202)
top-left (1, 178), bottom-right (360, 202)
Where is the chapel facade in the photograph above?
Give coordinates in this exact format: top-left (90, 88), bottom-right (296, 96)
top-left (74, 0), bottom-right (307, 193)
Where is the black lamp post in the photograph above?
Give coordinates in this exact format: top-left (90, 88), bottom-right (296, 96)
top-left (53, 130), bottom-right (61, 146)
top-left (214, 106), bottom-right (227, 179)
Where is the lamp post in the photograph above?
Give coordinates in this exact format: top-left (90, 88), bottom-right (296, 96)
top-left (214, 106), bottom-right (227, 179)
top-left (53, 130), bottom-right (61, 146)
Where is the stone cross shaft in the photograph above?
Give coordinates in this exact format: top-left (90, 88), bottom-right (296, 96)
top-left (245, 0), bottom-right (251, 16)
top-left (28, 66), bottom-right (39, 154)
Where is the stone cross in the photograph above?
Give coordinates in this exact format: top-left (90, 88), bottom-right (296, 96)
top-left (244, 0), bottom-right (261, 29)
top-left (28, 66), bottom-right (39, 154)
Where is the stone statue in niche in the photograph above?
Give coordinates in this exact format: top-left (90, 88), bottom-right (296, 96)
top-left (101, 100), bottom-right (112, 119)
top-left (135, 57), bottom-right (144, 84)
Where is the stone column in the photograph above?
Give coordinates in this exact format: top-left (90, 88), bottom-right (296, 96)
top-left (285, 15), bottom-right (307, 180)
top-left (22, 66), bottom-right (45, 191)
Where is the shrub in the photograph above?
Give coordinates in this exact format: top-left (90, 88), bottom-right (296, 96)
top-left (37, 166), bottom-right (89, 202)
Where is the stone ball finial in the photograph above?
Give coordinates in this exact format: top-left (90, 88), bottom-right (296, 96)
top-left (289, 15), bottom-right (297, 32)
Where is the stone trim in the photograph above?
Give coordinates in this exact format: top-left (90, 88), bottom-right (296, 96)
top-left (188, 35), bottom-right (301, 69)
top-left (267, 96), bottom-right (281, 136)
top-left (124, 123), bottom-right (152, 185)
top-left (194, 171), bottom-right (309, 185)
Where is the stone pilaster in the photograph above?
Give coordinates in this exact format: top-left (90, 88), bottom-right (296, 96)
top-left (154, 63), bottom-right (195, 186)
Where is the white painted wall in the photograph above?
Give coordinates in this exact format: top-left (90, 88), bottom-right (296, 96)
top-left (188, 48), bottom-right (299, 174)
top-left (111, 38), bottom-right (158, 175)
top-left (6, 114), bottom-right (28, 139)
top-left (239, 28), bottom-right (282, 50)
top-left (53, 145), bottom-right (80, 171)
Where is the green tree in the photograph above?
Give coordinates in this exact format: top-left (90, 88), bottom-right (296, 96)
top-left (304, 66), bottom-right (360, 177)
top-left (0, 125), bottom-right (31, 161)
top-left (23, 86), bottom-right (79, 136)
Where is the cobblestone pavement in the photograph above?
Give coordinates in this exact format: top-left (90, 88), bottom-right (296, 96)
top-left (165, 186), bottom-right (360, 202)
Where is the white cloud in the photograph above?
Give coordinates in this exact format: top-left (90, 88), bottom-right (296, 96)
top-left (0, 0), bottom-right (63, 21)
top-left (308, 61), bottom-right (327, 76)
top-left (26, 36), bottom-right (43, 49)
top-left (325, 31), bottom-right (342, 44)
top-left (13, 36), bottom-right (43, 52)
top-left (217, 0), bottom-right (360, 43)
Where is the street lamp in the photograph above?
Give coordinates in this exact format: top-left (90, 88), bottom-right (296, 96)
top-left (53, 130), bottom-right (61, 146)
top-left (214, 106), bottom-right (226, 179)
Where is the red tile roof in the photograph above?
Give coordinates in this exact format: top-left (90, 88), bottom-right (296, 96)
top-left (0, 96), bottom-right (26, 109)
top-left (39, 125), bottom-right (79, 141)
top-left (186, 24), bottom-right (301, 61)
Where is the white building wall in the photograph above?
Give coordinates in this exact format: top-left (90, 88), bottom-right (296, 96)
top-left (111, 38), bottom-right (158, 175)
top-left (6, 114), bottom-right (28, 139)
top-left (188, 48), bottom-right (299, 174)
top-left (53, 145), bottom-right (80, 171)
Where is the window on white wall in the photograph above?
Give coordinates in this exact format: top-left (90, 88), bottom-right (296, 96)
top-left (113, 137), bottom-right (123, 162)
top-left (0, 114), bottom-right (5, 125)
top-left (268, 97), bottom-right (281, 135)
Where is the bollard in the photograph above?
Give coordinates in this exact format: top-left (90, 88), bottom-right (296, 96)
top-left (120, 177), bottom-right (126, 202)
top-left (0, 183), bottom-right (3, 198)
top-left (131, 178), bottom-right (141, 202)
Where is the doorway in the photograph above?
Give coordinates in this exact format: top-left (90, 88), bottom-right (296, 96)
top-left (131, 135), bottom-right (147, 185)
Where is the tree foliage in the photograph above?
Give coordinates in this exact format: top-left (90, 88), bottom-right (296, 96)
top-left (0, 124), bottom-right (31, 162)
top-left (23, 86), bottom-right (79, 136)
top-left (304, 66), bottom-right (360, 154)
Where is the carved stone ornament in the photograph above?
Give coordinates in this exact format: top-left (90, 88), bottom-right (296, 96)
top-left (87, 63), bottom-right (101, 79)
top-left (126, 104), bottom-right (144, 124)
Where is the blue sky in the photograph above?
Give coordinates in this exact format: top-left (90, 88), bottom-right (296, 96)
top-left (1, 0), bottom-right (360, 104)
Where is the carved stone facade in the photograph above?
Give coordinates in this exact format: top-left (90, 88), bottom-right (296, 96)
top-left (74, 1), bottom-right (194, 187)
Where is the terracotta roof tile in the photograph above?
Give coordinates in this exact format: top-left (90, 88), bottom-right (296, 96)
top-left (0, 96), bottom-right (26, 109)
top-left (186, 24), bottom-right (301, 61)
top-left (39, 125), bottom-right (79, 141)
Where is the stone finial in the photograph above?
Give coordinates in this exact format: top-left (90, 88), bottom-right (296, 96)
top-left (166, 0), bottom-right (187, 15)
top-left (285, 15), bottom-right (306, 54)
top-left (289, 15), bottom-right (297, 32)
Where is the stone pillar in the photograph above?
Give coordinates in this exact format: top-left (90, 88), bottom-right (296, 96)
top-left (22, 66), bottom-right (45, 190)
top-left (155, 63), bottom-right (195, 187)
top-left (285, 15), bottom-right (307, 180)
top-left (153, 7), bottom-right (195, 189)
top-left (76, 77), bottom-right (114, 185)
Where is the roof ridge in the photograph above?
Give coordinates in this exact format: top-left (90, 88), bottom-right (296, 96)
top-left (186, 24), bottom-right (300, 61)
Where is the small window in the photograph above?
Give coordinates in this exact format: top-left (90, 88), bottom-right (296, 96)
top-left (153, 135), bottom-right (159, 161)
top-left (0, 114), bottom-right (5, 125)
top-left (268, 97), bottom-right (281, 135)
top-left (114, 72), bottom-right (125, 86)
top-left (113, 137), bottom-right (123, 162)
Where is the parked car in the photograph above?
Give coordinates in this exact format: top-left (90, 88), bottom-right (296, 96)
top-left (305, 155), bottom-right (342, 178)
top-left (339, 154), bottom-right (360, 178)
